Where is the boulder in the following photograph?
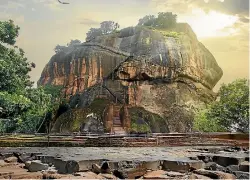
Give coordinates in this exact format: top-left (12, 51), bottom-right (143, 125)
top-left (4, 156), bottom-right (18, 163)
top-left (28, 160), bottom-right (49, 172)
top-left (239, 161), bottom-right (250, 172)
top-left (65, 160), bottom-right (79, 174)
top-left (24, 161), bottom-right (32, 169)
top-left (162, 159), bottom-right (204, 173)
top-left (194, 169), bottom-right (236, 179)
top-left (233, 171), bottom-right (250, 179)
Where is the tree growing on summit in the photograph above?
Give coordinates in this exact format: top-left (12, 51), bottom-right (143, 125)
top-left (67, 39), bottom-right (81, 47)
top-left (100, 21), bottom-right (119, 34)
top-left (137, 12), bottom-right (177, 29)
top-left (85, 21), bottom-right (120, 41)
top-left (54, 45), bottom-right (67, 53)
top-left (137, 15), bottom-right (156, 26)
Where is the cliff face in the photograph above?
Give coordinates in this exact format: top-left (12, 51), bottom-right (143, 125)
top-left (38, 23), bottom-right (223, 133)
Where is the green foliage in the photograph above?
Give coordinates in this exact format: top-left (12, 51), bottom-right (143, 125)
top-left (159, 31), bottom-right (180, 38)
top-left (137, 12), bottom-right (177, 29)
top-left (131, 123), bottom-right (151, 133)
top-left (54, 39), bottom-right (81, 54)
top-left (193, 109), bottom-right (225, 132)
top-left (194, 79), bottom-right (249, 133)
top-left (0, 20), bottom-right (20, 45)
top-left (0, 20), bottom-right (57, 133)
top-left (86, 21), bottom-right (120, 41)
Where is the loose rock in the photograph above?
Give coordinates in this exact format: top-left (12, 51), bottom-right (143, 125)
top-left (28, 160), bottom-right (49, 172)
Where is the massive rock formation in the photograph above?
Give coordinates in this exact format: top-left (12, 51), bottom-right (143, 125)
top-left (38, 23), bottom-right (223, 133)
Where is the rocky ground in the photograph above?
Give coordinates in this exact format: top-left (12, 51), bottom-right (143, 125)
top-left (0, 146), bottom-right (249, 179)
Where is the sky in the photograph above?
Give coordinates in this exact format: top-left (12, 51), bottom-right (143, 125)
top-left (0, 0), bottom-right (249, 91)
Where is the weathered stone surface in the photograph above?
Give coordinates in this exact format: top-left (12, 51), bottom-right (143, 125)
top-left (233, 171), bottom-right (250, 179)
top-left (239, 161), bottom-right (250, 172)
top-left (74, 171), bottom-right (99, 179)
top-left (97, 173), bottom-right (117, 179)
top-left (0, 160), bottom-right (7, 167)
top-left (194, 169), bottom-right (236, 179)
top-left (162, 159), bottom-right (204, 173)
top-left (212, 155), bottom-right (245, 167)
top-left (143, 170), bottom-right (170, 179)
top-left (189, 173), bottom-right (211, 179)
top-left (24, 161), bottom-right (31, 169)
top-left (28, 160), bottom-right (49, 172)
top-left (226, 165), bottom-right (239, 173)
top-left (39, 23), bottom-right (223, 133)
top-left (204, 162), bottom-right (226, 172)
top-left (65, 160), bottom-right (79, 174)
top-left (4, 156), bottom-right (18, 163)
top-left (92, 163), bottom-right (101, 174)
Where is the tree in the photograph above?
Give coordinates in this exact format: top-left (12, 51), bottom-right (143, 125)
top-left (100, 21), bottom-right (119, 34)
top-left (0, 20), bottom-right (55, 133)
top-left (137, 12), bottom-right (177, 29)
top-left (194, 79), bottom-right (249, 133)
top-left (54, 45), bottom-right (67, 53)
top-left (86, 28), bottom-right (103, 41)
top-left (0, 20), bottom-right (20, 45)
top-left (67, 39), bottom-right (81, 47)
top-left (193, 109), bottom-right (225, 132)
top-left (156, 12), bottom-right (177, 28)
top-left (137, 15), bottom-right (156, 26)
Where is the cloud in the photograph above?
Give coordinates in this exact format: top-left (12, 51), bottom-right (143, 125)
top-left (152, 0), bottom-right (249, 17)
top-left (0, 0), bottom-right (25, 12)
top-left (79, 18), bottom-right (100, 26)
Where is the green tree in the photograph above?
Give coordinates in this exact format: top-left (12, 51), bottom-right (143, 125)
top-left (193, 109), bottom-right (225, 132)
top-left (194, 79), bottom-right (249, 133)
top-left (137, 15), bottom-right (156, 26)
top-left (137, 12), bottom-right (177, 29)
top-left (156, 12), bottom-right (177, 28)
top-left (0, 20), bottom-right (55, 133)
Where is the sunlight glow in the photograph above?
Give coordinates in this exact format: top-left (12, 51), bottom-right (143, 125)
top-left (179, 9), bottom-right (239, 38)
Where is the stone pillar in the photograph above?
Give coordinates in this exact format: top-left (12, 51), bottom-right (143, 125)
top-left (104, 104), bottom-right (113, 133)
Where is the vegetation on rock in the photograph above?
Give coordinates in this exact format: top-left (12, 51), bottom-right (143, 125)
top-left (86, 21), bottom-right (120, 41)
top-left (137, 12), bottom-right (177, 29)
top-left (194, 79), bottom-right (249, 133)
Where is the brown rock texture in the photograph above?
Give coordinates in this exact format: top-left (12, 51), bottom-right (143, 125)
top-left (38, 23), bottom-right (223, 133)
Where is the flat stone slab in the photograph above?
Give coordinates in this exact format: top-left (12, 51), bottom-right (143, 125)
top-left (162, 159), bottom-right (204, 173)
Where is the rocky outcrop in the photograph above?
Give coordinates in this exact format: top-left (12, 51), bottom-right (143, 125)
top-left (38, 23), bottom-right (223, 133)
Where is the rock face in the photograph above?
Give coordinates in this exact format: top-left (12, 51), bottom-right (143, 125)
top-left (38, 23), bottom-right (223, 133)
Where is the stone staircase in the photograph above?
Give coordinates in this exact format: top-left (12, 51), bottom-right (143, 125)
top-left (112, 105), bottom-right (126, 135)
